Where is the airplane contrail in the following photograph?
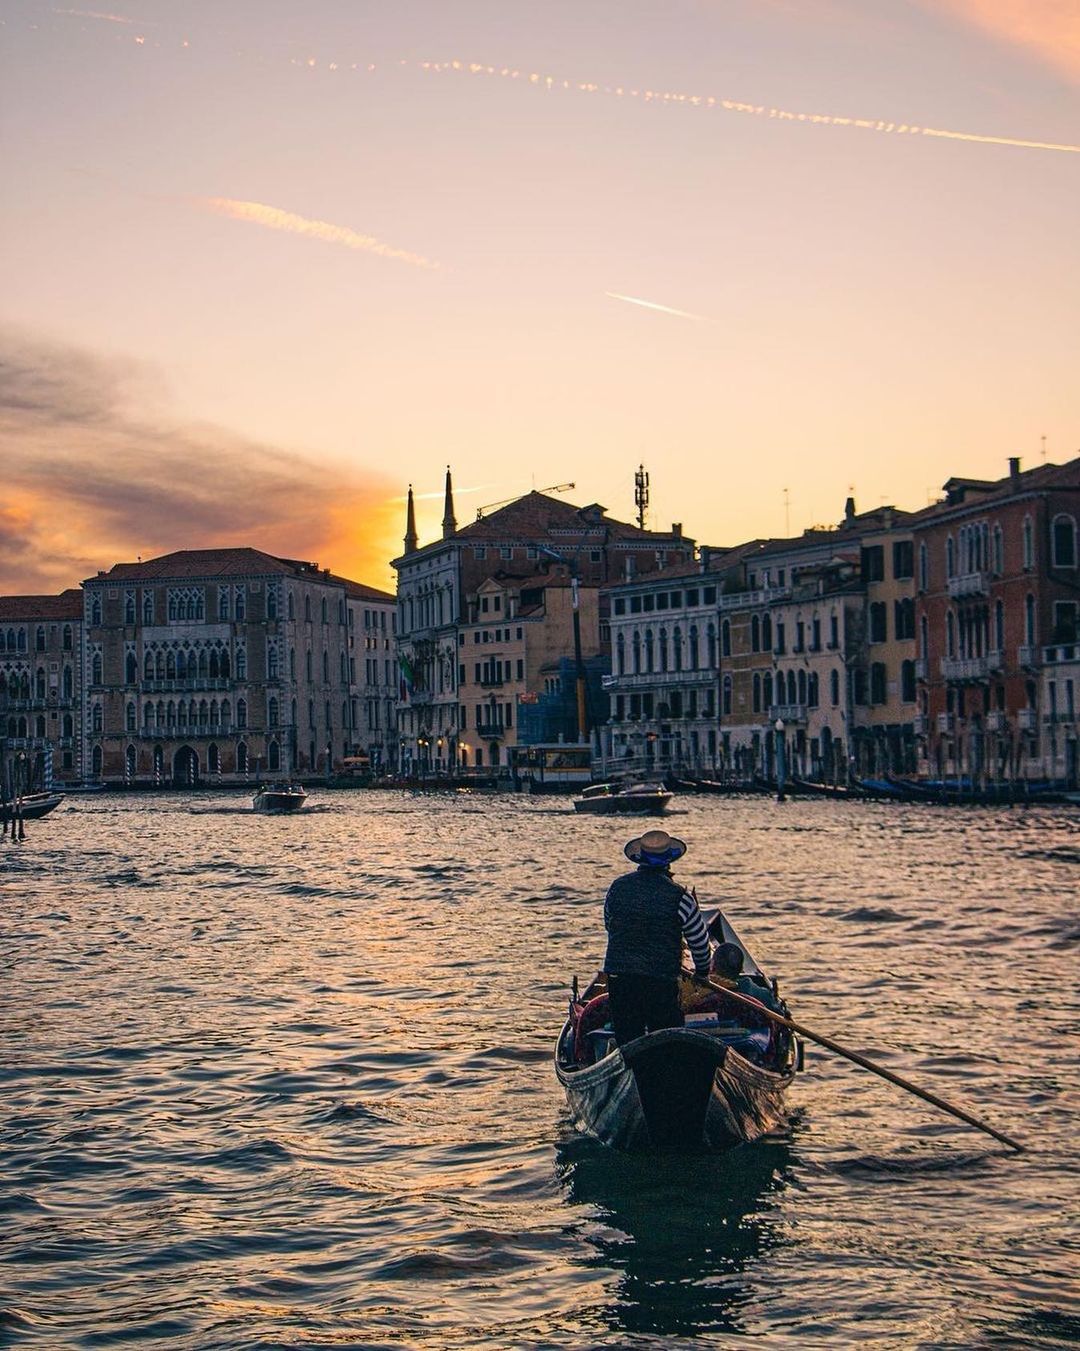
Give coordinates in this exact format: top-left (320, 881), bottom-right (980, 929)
top-left (53, 8), bottom-right (136, 22)
top-left (605, 292), bottom-right (715, 322)
top-left (391, 484), bottom-right (494, 502)
top-left (195, 198), bottom-right (441, 270)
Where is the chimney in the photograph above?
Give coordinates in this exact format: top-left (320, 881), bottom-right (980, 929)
top-left (403, 484), bottom-right (418, 554)
top-left (441, 465), bottom-right (457, 539)
top-left (672, 522), bottom-right (682, 538)
top-left (843, 496), bottom-right (856, 526)
top-left (1008, 456), bottom-right (1021, 483)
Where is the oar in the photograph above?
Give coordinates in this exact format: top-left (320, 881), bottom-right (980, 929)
top-left (695, 976), bottom-right (1024, 1153)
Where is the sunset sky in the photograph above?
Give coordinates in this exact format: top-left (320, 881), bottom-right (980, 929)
top-left (2, 0), bottom-right (1078, 592)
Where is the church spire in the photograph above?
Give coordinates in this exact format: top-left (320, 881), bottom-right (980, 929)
top-left (441, 465), bottom-right (457, 539)
top-left (404, 484), bottom-right (418, 554)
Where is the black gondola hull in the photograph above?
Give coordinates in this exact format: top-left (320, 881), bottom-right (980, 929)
top-left (556, 1024), bottom-right (793, 1151)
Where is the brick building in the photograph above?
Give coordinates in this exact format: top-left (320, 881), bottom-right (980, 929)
top-left (0, 590), bottom-right (84, 790)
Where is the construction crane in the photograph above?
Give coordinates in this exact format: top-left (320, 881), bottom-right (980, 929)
top-left (476, 482), bottom-right (575, 520)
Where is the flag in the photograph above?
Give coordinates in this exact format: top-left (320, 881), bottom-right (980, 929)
top-left (398, 652), bottom-right (414, 703)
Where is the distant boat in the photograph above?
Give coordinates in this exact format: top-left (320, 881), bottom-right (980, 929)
top-left (572, 781), bottom-right (673, 815)
top-left (1, 791), bottom-right (64, 823)
top-left (252, 782), bottom-right (307, 814)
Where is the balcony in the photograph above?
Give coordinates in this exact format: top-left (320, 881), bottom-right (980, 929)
top-left (937, 713), bottom-right (956, 734)
top-left (475, 721), bottom-right (508, 739)
top-left (1017, 646), bottom-right (1038, 669)
top-left (947, 571), bottom-right (991, 599)
top-left (603, 668), bottom-right (714, 691)
top-left (1017, 708), bottom-right (1037, 732)
top-left (940, 656), bottom-right (990, 681)
top-left (408, 689), bottom-right (434, 705)
top-left (718, 586), bottom-right (791, 612)
top-left (137, 723), bottom-right (252, 739)
top-left (769, 703), bottom-right (807, 725)
top-left (1043, 643), bottom-right (1079, 665)
top-left (141, 678), bottom-right (232, 693)
top-left (478, 677), bottom-right (506, 689)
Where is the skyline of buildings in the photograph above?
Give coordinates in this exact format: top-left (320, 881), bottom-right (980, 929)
top-left (2, 454), bottom-right (1078, 791)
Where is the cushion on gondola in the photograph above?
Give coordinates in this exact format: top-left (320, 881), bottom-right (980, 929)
top-left (573, 993), bottom-right (611, 1064)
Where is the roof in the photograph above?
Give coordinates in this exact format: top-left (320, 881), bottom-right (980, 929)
top-left (83, 548), bottom-right (393, 598)
top-left (0, 589), bottom-right (84, 621)
top-left (926, 457), bottom-right (1080, 522)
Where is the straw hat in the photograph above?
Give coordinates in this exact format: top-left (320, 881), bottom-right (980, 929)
top-left (624, 829), bottom-right (688, 865)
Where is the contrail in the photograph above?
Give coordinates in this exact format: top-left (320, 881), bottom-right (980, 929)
top-left (53, 8), bottom-right (136, 22)
top-left (195, 198), bottom-right (440, 270)
top-left (605, 292), bottom-right (715, 322)
top-left (391, 484), bottom-right (494, 502)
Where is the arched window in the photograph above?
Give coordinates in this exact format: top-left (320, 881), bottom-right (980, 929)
top-left (35, 667), bottom-right (46, 698)
top-left (658, 628), bottom-right (668, 672)
top-left (1022, 516), bottom-right (1034, 569)
top-left (992, 526), bottom-right (1004, 575)
top-left (340, 652), bottom-right (348, 684)
top-left (918, 542), bottom-right (928, 591)
top-left (797, 669), bottom-right (807, 704)
top-left (1025, 593), bottom-right (1036, 646)
top-left (236, 742), bottom-right (248, 774)
top-left (144, 651), bottom-right (154, 681)
top-left (321, 597), bottom-right (329, 624)
top-left (165, 650), bottom-right (176, 679)
top-left (62, 624), bottom-right (73, 651)
top-left (752, 672), bottom-right (761, 712)
top-left (706, 624), bottom-right (717, 668)
top-left (90, 595), bottom-right (102, 625)
top-left (306, 649), bottom-right (313, 681)
top-left (177, 700), bottom-right (187, 727)
top-left (176, 650), bottom-right (186, 680)
top-left (92, 745), bottom-right (103, 777)
top-left (325, 700), bottom-right (332, 730)
top-left (125, 593), bottom-right (136, 624)
top-left (36, 714), bottom-right (46, 737)
top-left (304, 596), bottom-right (312, 622)
top-left (92, 703), bottom-right (103, 732)
top-left (323, 649), bottom-right (330, 682)
top-left (808, 672), bottom-right (819, 708)
top-left (787, 670), bottom-right (797, 704)
top-left (289, 648), bottom-right (296, 680)
top-left (688, 625), bottom-right (699, 669)
top-left (644, 629), bottom-right (654, 673)
top-left (946, 536), bottom-right (955, 578)
top-left (208, 744), bottom-right (219, 775)
top-left (166, 700), bottom-right (176, 726)
top-left (143, 593), bottom-right (154, 624)
top-left (235, 648), bottom-right (246, 680)
top-left (199, 700), bottom-right (209, 727)
top-left (308, 699), bottom-right (315, 728)
top-left (673, 627), bottom-right (683, 672)
top-left (751, 615), bottom-right (760, 652)
top-left (632, 632), bottom-right (641, 674)
top-left (92, 652), bottom-right (103, 685)
top-left (236, 698), bottom-right (247, 729)
top-left (920, 615), bottom-right (929, 660)
top-left (761, 615), bottom-right (772, 652)
top-left (342, 700), bottom-right (349, 730)
top-left (1052, 514), bottom-right (1077, 569)
top-left (994, 600), bottom-right (1004, 653)
top-left (126, 702), bottom-right (136, 731)
top-left (221, 700), bottom-right (231, 726)
top-left (722, 674), bottom-right (732, 716)
top-left (763, 672), bottom-right (773, 708)
top-left (268, 741), bottom-right (280, 770)
top-left (198, 649), bottom-right (208, 678)
top-left (63, 713), bottom-right (73, 737)
top-left (125, 652), bottom-right (137, 684)
top-left (268, 646), bottom-right (279, 680)
top-left (721, 619), bottom-right (731, 657)
top-left (219, 651), bottom-right (230, 679)
top-left (946, 611), bottom-right (955, 657)
top-left (35, 626), bottom-right (46, 651)
top-left (144, 704), bottom-right (153, 728)
top-left (288, 592), bottom-right (295, 620)
top-left (616, 632), bottom-right (626, 675)
top-left (267, 589), bottom-right (278, 620)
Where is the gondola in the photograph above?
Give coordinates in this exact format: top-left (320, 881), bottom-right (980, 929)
top-left (0, 790), bottom-right (64, 823)
top-left (555, 913), bottom-right (800, 1151)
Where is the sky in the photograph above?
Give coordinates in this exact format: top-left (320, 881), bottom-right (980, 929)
top-left (2, 0), bottom-right (1078, 592)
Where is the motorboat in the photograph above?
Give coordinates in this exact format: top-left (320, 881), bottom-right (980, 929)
top-left (572, 781), bottom-right (673, 815)
top-left (252, 781), bottom-right (307, 814)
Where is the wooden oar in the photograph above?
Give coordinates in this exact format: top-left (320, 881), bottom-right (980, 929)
top-left (696, 976), bottom-right (1024, 1153)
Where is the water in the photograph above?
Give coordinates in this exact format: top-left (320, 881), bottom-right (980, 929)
top-left (2, 792), bottom-right (1077, 1349)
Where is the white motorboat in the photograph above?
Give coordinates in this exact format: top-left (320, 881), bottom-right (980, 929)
top-left (572, 781), bottom-right (673, 815)
top-left (252, 782), bottom-right (307, 814)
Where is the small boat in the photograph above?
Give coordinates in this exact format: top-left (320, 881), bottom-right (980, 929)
top-left (252, 781), bottom-right (307, 814)
top-left (555, 913), bottom-right (800, 1150)
top-left (572, 781), bottom-right (673, 815)
top-left (0, 790), bottom-right (64, 823)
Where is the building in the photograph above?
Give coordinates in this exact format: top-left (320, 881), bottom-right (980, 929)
top-left (0, 590), bottom-right (84, 790)
top-left (81, 548), bottom-right (395, 786)
top-left (913, 457), bottom-right (1080, 782)
top-left (393, 474), bottom-right (694, 774)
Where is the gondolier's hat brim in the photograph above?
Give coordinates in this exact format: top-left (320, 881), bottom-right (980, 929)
top-left (624, 830), bottom-right (688, 865)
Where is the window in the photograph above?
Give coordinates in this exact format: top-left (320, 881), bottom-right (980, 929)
top-left (63, 624), bottom-right (73, 651)
top-left (92, 652), bottom-right (103, 685)
top-left (751, 615), bottom-right (760, 652)
top-left (236, 648), bottom-right (246, 679)
top-left (761, 615), bottom-right (772, 651)
top-left (829, 614), bottom-right (839, 649)
top-left (267, 589), bottom-right (278, 620)
top-left (126, 702), bottom-right (136, 731)
top-left (870, 662), bottom-right (887, 705)
top-left (92, 703), bottom-right (103, 732)
top-left (722, 675), bottom-right (732, 716)
top-left (1025, 594), bottom-right (1036, 646)
top-left (861, 545), bottom-right (885, 583)
top-left (35, 625), bottom-right (46, 651)
top-left (721, 620), bottom-right (731, 657)
top-left (946, 611), bottom-right (955, 657)
top-left (774, 621), bottom-right (786, 656)
top-left (752, 672), bottom-right (761, 713)
top-left (894, 599), bottom-right (915, 641)
top-left (1022, 516), bottom-right (1034, 570)
top-left (1052, 515), bottom-right (1077, 568)
top-left (614, 598), bottom-right (626, 616)
top-left (892, 540), bottom-right (914, 580)
top-left (918, 543), bottom-right (928, 592)
top-left (91, 595), bottom-right (102, 625)
top-left (688, 625), bottom-right (699, 669)
top-left (125, 652), bottom-right (138, 684)
top-left (1053, 601), bottom-right (1078, 643)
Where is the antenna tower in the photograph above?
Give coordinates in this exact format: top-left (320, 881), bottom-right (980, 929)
top-left (634, 464), bottom-right (650, 530)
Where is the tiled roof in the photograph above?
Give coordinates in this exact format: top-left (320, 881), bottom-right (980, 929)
top-left (0, 589), bottom-right (84, 621)
top-left (455, 492), bottom-right (688, 544)
top-left (84, 548), bottom-right (393, 598)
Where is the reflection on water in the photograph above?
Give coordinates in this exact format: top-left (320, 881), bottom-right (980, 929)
top-left (558, 1131), bottom-right (794, 1340)
top-left (1, 791), bottom-right (1077, 1348)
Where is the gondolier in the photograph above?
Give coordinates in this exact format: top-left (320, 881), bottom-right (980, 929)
top-left (603, 829), bottom-right (712, 1046)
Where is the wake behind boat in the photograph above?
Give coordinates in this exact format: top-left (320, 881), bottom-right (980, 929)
top-left (252, 781), bottom-right (307, 814)
top-left (555, 912), bottom-right (800, 1151)
top-left (572, 781), bottom-right (673, 815)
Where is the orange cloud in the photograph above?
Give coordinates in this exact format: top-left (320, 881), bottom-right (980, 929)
top-left (928, 0), bottom-right (1080, 82)
top-left (0, 329), bottom-right (400, 595)
top-left (195, 198), bottom-right (441, 270)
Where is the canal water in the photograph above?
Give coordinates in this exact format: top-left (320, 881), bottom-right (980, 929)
top-left (2, 792), bottom-right (1077, 1348)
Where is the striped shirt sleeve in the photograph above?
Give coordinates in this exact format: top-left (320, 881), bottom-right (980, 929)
top-left (678, 890), bottom-right (712, 975)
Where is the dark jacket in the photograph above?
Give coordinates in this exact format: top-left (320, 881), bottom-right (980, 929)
top-left (603, 867), bottom-right (709, 979)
